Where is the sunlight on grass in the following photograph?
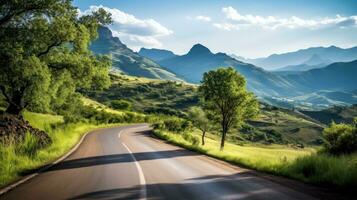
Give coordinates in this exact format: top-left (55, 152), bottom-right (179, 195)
top-left (0, 112), bottom-right (123, 187)
top-left (153, 129), bottom-right (357, 189)
top-left (154, 130), bottom-right (313, 172)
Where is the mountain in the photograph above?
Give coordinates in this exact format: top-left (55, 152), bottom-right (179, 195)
top-left (138, 48), bottom-right (177, 62)
top-left (157, 43), bottom-right (297, 97)
top-left (245, 46), bottom-right (357, 70)
top-left (90, 26), bottom-right (182, 81)
top-left (229, 54), bottom-right (247, 62)
top-left (283, 60), bottom-right (357, 92)
top-left (275, 54), bottom-right (331, 72)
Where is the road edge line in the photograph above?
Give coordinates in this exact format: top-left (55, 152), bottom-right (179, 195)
top-left (122, 142), bottom-right (147, 200)
top-left (0, 128), bottom-right (95, 196)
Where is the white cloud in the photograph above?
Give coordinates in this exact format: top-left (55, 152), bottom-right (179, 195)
top-left (80, 5), bottom-right (172, 48)
top-left (195, 15), bottom-right (211, 22)
top-left (215, 6), bottom-right (357, 30)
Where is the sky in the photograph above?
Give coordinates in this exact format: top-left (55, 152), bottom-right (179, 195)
top-left (74, 0), bottom-right (357, 58)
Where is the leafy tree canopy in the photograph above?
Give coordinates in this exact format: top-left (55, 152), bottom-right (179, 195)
top-left (199, 67), bottom-right (259, 150)
top-left (0, 0), bottom-right (112, 115)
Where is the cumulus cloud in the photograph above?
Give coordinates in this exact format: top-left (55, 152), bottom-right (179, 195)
top-left (195, 15), bottom-right (211, 22)
top-left (80, 5), bottom-right (172, 48)
top-left (214, 6), bottom-right (357, 30)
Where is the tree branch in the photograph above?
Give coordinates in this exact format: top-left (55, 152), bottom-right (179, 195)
top-left (37, 40), bottom-right (62, 57)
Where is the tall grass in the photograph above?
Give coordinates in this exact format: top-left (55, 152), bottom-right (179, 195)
top-left (153, 129), bottom-right (357, 189)
top-left (0, 112), bottom-right (122, 187)
top-left (282, 153), bottom-right (357, 189)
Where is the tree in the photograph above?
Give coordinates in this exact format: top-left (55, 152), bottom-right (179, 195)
top-left (0, 1), bottom-right (112, 116)
top-left (188, 106), bottom-right (210, 145)
top-left (199, 67), bottom-right (259, 150)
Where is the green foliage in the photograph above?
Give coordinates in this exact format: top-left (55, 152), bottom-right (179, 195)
top-left (323, 121), bottom-right (357, 154)
top-left (199, 67), bottom-right (259, 150)
top-left (182, 132), bottom-right (200, 146)
top-left (188, 106), bottom-right (210, 145)
top-left (109, 100), bottom-right (132, 110)
top-left (188, 106), bottom-right (210, 132)
top-left (152, 117), bottom-right (192, 133)
top-left (0, 1), bottom-right (112, 115)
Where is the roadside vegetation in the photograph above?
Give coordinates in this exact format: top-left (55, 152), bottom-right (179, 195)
top-left (153, 111), bottom-right (357, 190)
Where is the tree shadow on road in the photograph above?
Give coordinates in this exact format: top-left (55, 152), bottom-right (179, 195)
top-left (47, 149), bottom-right (199, 171)
top-left (69, 171), bottom-right (320, 200)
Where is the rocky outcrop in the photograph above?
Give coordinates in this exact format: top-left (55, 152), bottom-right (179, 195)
top-left (0, 114), bottom-right (51, 147)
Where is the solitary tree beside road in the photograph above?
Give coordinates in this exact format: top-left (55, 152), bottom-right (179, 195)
top-left (199, 67), bottom-right (259, 150)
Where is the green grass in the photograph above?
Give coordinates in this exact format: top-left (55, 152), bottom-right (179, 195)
top-left (0, 111), bottom-right (124, 187)
top-left (153, 129), bottom-right (357, 189)
top-left (282, 153), bottom-right (357, 188)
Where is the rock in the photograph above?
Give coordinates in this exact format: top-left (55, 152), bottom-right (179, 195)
top-left (0, 114), bottom-right (52, 147)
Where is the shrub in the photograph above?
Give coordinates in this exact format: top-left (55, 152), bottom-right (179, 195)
top-left (323, 121), bottom-right (357, 154)
top-left (163, 118), bottom-right (192, 133)
top-left (182, 132), bottom-right (200, 146)
top-left (110, 100), bottom-right (132, 110)
top-left (151, 117), bottom-right (192, 133)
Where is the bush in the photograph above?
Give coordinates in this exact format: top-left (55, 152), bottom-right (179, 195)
top-left (151, 117), bottom-right (192, 133)
top-left (110, 100), bottom-right (132, 110)
top-left (182, 132), bottom-right (200, 146)
top-left (323, 121), bottom-right (357, 154)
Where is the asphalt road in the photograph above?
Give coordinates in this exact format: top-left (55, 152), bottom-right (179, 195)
top-left (1, 124), bottom-right (321, 200)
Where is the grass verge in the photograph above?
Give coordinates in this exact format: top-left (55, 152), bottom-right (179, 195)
top-left (153, 129), bottom-right (357, 190)
top-left (0, 112), bottom-right (124, 188)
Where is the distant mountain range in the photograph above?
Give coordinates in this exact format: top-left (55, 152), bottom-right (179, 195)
top-left (143, 44), bottom-right (297, 97)
top-left (89, 26), bottom-right (357, 109)
top-left (275, 54), bottom-right (332, 72)
top-left (89, 26), bottom-right (182, 81)
top-left (140, 43), bottom-right (357, 109)
top-left (234, 45), bottom-right (357, 71)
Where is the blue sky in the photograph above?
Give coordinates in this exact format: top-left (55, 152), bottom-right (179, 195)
top-left (74, 0), bottom-right (357, 58)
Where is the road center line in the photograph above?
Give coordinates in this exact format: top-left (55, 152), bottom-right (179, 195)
top-left (122, 142), bottom-right (147, 200)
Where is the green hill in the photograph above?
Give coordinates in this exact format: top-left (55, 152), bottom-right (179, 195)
top-left (84, 73), bottom-right (324, 145)
top-left (301, 104), bottom-right (357, 124)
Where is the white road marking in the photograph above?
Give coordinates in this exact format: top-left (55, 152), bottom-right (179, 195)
top-left (118, 130), bottom-right (123, 139)
top-left (122, 142), bottom-right (147, 200)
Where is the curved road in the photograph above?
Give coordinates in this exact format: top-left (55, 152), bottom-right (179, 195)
top-left (1, 124), bottom-right (323, 200)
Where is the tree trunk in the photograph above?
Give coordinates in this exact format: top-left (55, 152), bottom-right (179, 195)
top-left (220, 131), bottom-right (226, 151)
top-left (5, 92), bottom-right (25, 116)
top-left (5, 103), bottom-right (22, 115)
top-left (201, 130), bottom-right (206, 146)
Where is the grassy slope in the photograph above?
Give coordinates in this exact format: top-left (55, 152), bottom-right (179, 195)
top-left (301, 104), bottom-right (357, 124)
top-left (154, 129), bottom-right (357, 189)
top-left (154, 129), bottom-right (313, 172)
top-left (85, 73), bottom-right (198, 116)
top-left (86, 73), bottom-right (324, 145)
top-left (0, 111), bottom-right (124, 187)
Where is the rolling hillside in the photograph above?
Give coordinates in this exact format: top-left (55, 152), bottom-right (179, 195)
top-left (83, 73), bottom-right (324, 145)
